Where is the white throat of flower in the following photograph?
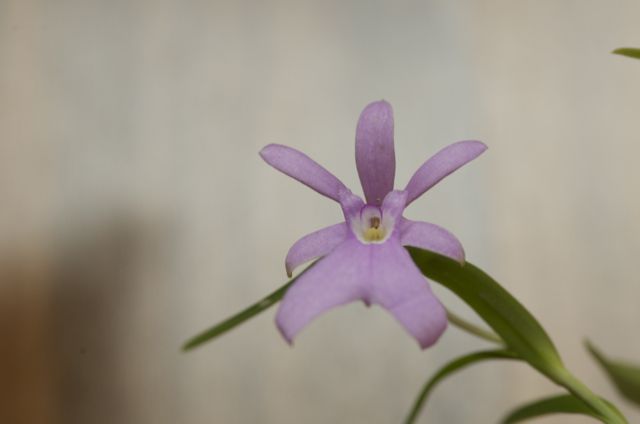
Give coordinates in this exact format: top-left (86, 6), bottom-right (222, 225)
top-left (353, 205), bottom-right (394, 244)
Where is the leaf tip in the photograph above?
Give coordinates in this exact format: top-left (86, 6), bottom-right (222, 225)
top-left (181, 340), bottom-right (196, 352)
top-left (584, 339), bottom-right (605, 363)
top-left (612, 47), bottom-right (640, 59)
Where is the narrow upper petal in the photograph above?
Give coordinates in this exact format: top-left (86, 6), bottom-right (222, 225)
top-left (285, 223), bottom-right (349, 277)
top-left (369, 241), bottom-right (447, 349)
top-left (260, 144), bottom-right (348, 202)
top-left (355, 100), bottom-right (396, 206)
top-left (399, 219), bottom-right (465, 263)
top-left (404, 140), bottom-right (487, 205)
top-left (276, 239), bottom-right (369, 344)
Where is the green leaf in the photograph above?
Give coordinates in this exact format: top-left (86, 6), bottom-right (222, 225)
top-left (407, 247), bottom-right (627, 424)
top-left (587, 341), bottom-right (640, 406)
top-left (182, 263), bottom-right (315, 351)
top-left (404, 349), bottom-right (518, 424)
top-left (613, 48), bottom-right (640, 60)
top-left (501, 394), bottom-right (603, 423)
top-left (182, 282), bottom-right (290, 350)
top-left (407, 247), bottom-right (563, 376)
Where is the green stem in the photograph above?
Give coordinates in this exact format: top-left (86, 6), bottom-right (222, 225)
top-left (404, 350), bottom-right (518, 424)
top-left (446, 308), bottom-right (503, 345)
top-left (554, 372), bottom-right (628, 424)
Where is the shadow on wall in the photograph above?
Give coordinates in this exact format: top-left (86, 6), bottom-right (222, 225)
top-left (0, 214), bottom-right (171, 424)
top-left (0, 250), bottom-right (57, 423)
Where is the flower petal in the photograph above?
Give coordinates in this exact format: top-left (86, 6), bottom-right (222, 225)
top-left (369, 241), bottom-right (447, 349)
top-left (400, 219), bottom-right (465, 263)
top-left (260, 144), bottom-right (348, 201)
top-left (381, 190), bottom-right (408, 221)
top-left (338, 188), bottom-right (365, 224)
top-left (285, 223), bottom-right (349, 277)
top-left (355, 100), bottom-right (396, 206)
top-left (276, 239), bottom-right (368, 344)
top-left (404, 140), bottom-right (487, 205)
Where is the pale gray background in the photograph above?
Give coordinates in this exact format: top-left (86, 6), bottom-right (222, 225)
top-left (1, 0), bottom-right (639, 423)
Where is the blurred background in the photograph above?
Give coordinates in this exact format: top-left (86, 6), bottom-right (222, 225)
top-left (1, 0), bottom-right (640, 422)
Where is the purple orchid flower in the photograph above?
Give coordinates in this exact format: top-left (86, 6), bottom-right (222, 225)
top-left (260, 100), bottom-right (486, 349)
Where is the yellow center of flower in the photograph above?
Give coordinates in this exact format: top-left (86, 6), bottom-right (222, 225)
top-left (362, 216), bottom-right (387, 242)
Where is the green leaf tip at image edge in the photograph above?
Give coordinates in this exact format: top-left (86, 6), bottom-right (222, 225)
top-left (612, 48), bottom-right (640, 59)
top-left (407, 247), bottom-right (627, 424)
top-left (501, 394), bottom-right (615, 423)
top-left (404, 349), bottom-right (519, 424)
top-left (587, 340), bottom-right (640, 406)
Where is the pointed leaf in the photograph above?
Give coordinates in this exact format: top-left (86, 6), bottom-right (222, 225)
top-left (587, 341), bottom-right (640, 406)
top-left (613, 48), bottom-right (640, 60)
top-left (407, 247), bottom-right (627, 424)
top-left (501, 394), bottom-right (603, 423)
top-left (182, 263), bottom-right (315, 351)
top-left (407, 247), bottom-right (563, 375)
top-left (404, 349), bottom-right (518, 424)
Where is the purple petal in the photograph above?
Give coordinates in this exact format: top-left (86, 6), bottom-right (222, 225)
top-left (285, 223), bottom-right (349, 277)
top-left (404, 140), bottom-right (487, 205)
top-left (369, 241), bottom-right (447, 349)
top-left (355, 100), bottom-right (396, 206)
top-left (381, 190), bottom-right (408, 222)
top-left (276, 239), bottom-right (369, 344)
top-left (338, 188), bottom-right (365, 224)
top-left (260, 144), bottom-right (348, 202)
top-left (400, 219), bottom-right (465, 263)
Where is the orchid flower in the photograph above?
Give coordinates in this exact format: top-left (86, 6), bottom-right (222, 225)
top-left (260, 101), bottom-right (486, 349)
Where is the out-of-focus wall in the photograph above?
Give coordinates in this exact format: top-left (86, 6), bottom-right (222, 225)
top-left (1, 0), bottom-right (639, 423)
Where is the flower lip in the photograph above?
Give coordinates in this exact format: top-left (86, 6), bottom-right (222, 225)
top-left (353, 204), bottom-right (394, 244)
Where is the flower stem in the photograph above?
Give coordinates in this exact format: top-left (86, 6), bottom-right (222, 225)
top-left (404, 349), bottom-right (517, 424)
top-left (553, 371), bottom-right (628, 424)
top-left (445, 308), bottom-right (503, 345)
